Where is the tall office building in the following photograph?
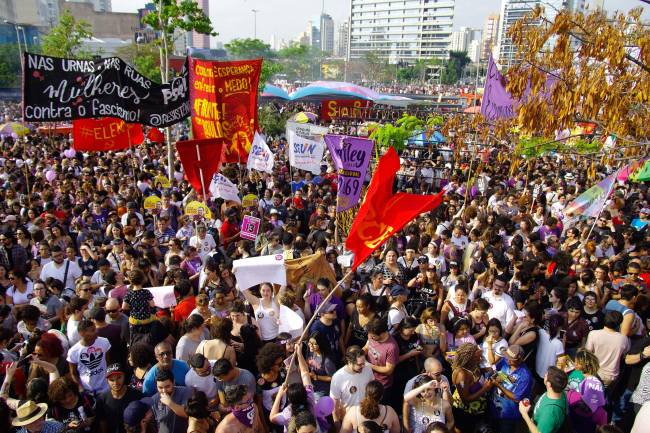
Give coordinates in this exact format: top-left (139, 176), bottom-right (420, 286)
top-left (348, 0), bottom-right (455, 63)
top-left (335, 21), bottom-right (349, 58)
top-left (191, 0), bottom-right (210, 49)
top-left (481, 13), bottom-right (499, 60)
top-left (67, 0), bottom-right (112, 13)
top-left (320, 13), bottom-right (334, 54)
top-left (467, 39), bottom-right (481, 63)
top-left (449, 26), bottom-right (470, 52)
top-left (496, 0), bottom-right (585, 67)
top-left (308, 20), bottom-right (320, 49)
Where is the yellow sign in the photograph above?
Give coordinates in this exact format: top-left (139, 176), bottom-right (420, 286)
top-left (242, 194), bottom-right (258, 208)
top-left (143, 196), bottom-right (162, 211)
top-left (184, 201), bottom-right (212, 220)
top-left (153, 175), bottom-right (171, 189)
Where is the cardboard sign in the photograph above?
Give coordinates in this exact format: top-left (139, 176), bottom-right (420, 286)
top-left (242, 194), bottom-right (258, 208)
top-left (184, 200), bottom-right (212, 219)
top-left (240, 215), bottom-right (261, 241)
top-left (143, 195), bottom-right (162, 211)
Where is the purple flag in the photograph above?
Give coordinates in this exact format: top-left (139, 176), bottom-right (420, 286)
top-left (481, 55), bottom-right (557, 121)
top-left (481, 55), bottom-right (516, 121)
top-left (324, 135), bottom-right (373, 212)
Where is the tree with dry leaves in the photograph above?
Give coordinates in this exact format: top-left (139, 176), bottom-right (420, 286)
top-left (505, 4), bottom-right (649, 148)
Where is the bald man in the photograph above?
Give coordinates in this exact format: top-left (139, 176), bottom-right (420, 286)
top-left (403, 357), bottom-right (451, 432)
top-left (141, 342), bottom-right (191, 397)
top-left (104, 297), bottom-right (129, 342)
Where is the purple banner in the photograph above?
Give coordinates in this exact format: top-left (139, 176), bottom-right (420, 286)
top-left (325, 135), bottom-right (373, 212)
top-left (481, 55), bottom-right (516, 121)
top-left (481, 55), bottom-right (557, 122)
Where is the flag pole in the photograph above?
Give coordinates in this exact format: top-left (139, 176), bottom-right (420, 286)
top-left (581, 169), bottom-right (619, 247)
top-left (195, 144), bottom-right (207, 204)
top-left (282, 268), bottom-right (355, 386)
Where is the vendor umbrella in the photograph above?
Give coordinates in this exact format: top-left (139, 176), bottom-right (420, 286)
top-left (289, 111), bottom-right (318, 124)
top-left (0, 122), bottom-right (30, 138)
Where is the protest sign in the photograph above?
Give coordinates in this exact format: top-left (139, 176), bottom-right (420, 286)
top-left (184, 201), bottom-right (212, 220)
top-left (240, 215), bottom-right (261, 241)
top-left (143, 196), bottom-right (162, 212)
top-left (287, 122), bottom-right (329, 174)
top-left (320, 99), bottom-right (373, 121)
top-left (147, 286), bottom-right (177, 309)
top-left (232, 254), bottom-right (286, 290)
top-left (324, 135), bottom-right (373, 211)
top-left (209, 173), bottom-right (241, 204)
top-left (72, 117), bottom-right (144, 151)
top-left (23, 53), bottom-right (189, 127)
top-left (189, 57), bottom-right (262, 163)
top-left (247, 132), bottom-right (274, 173)
top-left (242, 194), bottom-right (258, 208)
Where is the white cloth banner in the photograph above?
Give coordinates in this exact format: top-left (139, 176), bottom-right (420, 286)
top-left (247, 132), bottom-right (274, 174)
top-left (209, 173), bottom-right (241, 204)
top-left (279, 305), bottom-right (304, 339)
top-left (232, 254), bottom-right (286, 290)
top-left (287, 122), bottom-right (328, 174)
top-left (147, 286), bottom-right (177, 309)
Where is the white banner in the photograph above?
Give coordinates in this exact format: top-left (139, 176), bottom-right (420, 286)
top-left (279, 305), bottom-right (304, 339)
top-left (232, 254), bottom-right (286, 290)
top-left (247, 132), bottom-right (274, 174)
top-left (209, 173), bottom-right (241, 204)
top-left (146, 286), bottom-right (177, 309)
top-left (287, 122), bottom-right (328, 174)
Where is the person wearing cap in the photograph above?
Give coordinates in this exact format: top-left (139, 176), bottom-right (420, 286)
top-left (387, 285), bottom-right (409, 335)
top-left (0, 230), bottom-right (29, 274)
top-left (519, 366), bottom-right (568, 433)
top-left (97, 363), bottom-right (144, 433)
top-left (11, 400), bottom-right (64, 433)
top-left (106, 238), bottom-right (125, 273)
top-left (309, 301), bottom-right (344, 363)
top-left (123, 399), bottom-right (155, 433)
top-left (184, 353), bottom-right (218, 401)
top-left (488, 344), bottom-right (534, 432)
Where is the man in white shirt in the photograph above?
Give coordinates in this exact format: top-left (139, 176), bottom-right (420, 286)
top-left (185, 354), bottom-right (217, 401)
top-left (330, 346), bottom-right (375, 423)
top-left (120, 201), bottom-right (145, 226)
top-left (483, 275), bottom-right (516, 326)
top-left (40, 245), bottom-right (82, 297)
top-left (189, 224), bottom-right (217, 260)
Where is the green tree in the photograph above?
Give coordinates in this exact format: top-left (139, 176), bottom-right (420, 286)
top-left (114, 42), bottom-right (161, 83)
top-left (441, 51), bottom-right (471, 85)
top-left (259, 105), bottom-right (292, 139)
top-left (141, 0), bottom-right (216, 179)
top-left (225, 38), bottom-right (274, 60)
top-left (40, 10), bottom-right (93, 58)
top-left (0, 44), bottom-right (21, 88)
top-left (277, 43), bottom-right (312, 81)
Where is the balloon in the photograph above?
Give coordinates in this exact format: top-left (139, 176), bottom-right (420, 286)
top-left (45, 170), bottom-right (56, 182)
top-left (314, 396), bottom-right (334, 417)
top-left (64, 148), bottom-right (76, 158)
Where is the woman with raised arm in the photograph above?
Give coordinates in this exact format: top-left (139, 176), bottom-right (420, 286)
top-left (240, 282), bottom-right (281, 343)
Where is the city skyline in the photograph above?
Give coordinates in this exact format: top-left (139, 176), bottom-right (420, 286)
top-left (110, 0), bottom-right (649, 49)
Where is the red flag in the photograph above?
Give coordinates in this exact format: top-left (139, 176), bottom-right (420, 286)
top-left (189, 57), bottom-right (262, 163)
top-left (147, 127), bottom-right (165, 143)
top-left (345, 147), bottom-right (445, 270)
top-left (72, 117), bottom-right (143, 151)
top-left (175, 138), bottom-right (225, 198)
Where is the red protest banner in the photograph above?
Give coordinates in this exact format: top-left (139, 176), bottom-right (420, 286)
top-left (320, 99), bottom-right (373, 121)
top-left (189, 57), bottom-right (262, 163)
top-left (72, 117), bottom-right (144, 151)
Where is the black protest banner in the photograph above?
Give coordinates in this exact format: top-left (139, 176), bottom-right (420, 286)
top-left (23, 52), bottom-right (190, 128)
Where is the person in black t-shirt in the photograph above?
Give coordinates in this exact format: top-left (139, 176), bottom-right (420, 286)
top-left (97, 363), bottom-right (143, 433)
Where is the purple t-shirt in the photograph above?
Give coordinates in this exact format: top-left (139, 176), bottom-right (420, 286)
top-left (308, 293), bottom-right (345, 321)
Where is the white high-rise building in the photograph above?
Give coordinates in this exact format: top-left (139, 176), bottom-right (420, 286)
top-left (320, 13), bottom-right (334, 54)
top-left (481, 13), bottom-right (499, 60)
top-left (449, 26), bottom-right (470, 52)
top-left (496, 0), bottom-right (585, 67)
top-left (467, 39), bottom-right (481, 63)
top-left (66, 0), bottom-right (111, 13)
top-left (348, 0), bottom-right (455, 63)
top-left (335, 21), bottom-right (349, 58)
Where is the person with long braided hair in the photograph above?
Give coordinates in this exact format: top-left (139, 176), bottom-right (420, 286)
top-left (450, 343), bottom-right (493, 433)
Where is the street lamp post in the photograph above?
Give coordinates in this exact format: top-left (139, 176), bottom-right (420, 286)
top-left (3, 20), bottom-right (23, 69)
top-left (251, 9), bottom-right (259, 39)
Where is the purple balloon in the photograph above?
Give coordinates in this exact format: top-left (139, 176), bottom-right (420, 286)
top-left (64, 148), bottom-right (76, 158)
top-left (45, 170), bottom-right (56, 182)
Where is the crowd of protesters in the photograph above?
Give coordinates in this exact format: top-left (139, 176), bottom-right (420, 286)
top-left (0, 98), bottom-right (649, 433)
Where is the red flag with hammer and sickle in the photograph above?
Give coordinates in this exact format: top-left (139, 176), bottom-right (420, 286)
top-left (345, 147), bottom-right (445, 270)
